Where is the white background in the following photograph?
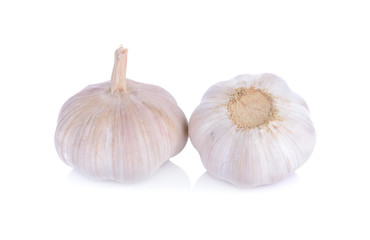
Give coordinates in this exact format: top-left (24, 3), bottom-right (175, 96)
top-left (0, 0), bottom-right (369, 239)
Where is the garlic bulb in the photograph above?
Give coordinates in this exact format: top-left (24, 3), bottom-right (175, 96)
top-left (55, 46), bottom-right (188, 182)
top-left (189, 74), bottom-right (315, 187)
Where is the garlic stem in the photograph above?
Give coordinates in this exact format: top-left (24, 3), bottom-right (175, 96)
top-left (111, 45), bottom-right (128, 94)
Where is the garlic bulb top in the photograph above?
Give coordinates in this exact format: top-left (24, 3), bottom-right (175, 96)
top-left (55, 46), bottom-right (188, 182)
top-left (189, 74), bottom-right (316, 187)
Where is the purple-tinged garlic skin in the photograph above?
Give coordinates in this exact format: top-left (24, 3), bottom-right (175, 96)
top-left (55, 47), bottom-right (188, 182)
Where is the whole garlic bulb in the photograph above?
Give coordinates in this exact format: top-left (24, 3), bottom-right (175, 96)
top-left (55, 46), bottom-right (188, 182)
top-left (189, 74), bottom-right (315, 187)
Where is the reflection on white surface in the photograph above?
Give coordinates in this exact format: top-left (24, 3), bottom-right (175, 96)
top-left (67, 160), bottom-right (191, 191)
top-left (193, 171), bottom-right (300, 191)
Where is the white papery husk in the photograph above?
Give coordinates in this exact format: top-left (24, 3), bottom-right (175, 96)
top-left (189, 73), bottom-right (316, 187)
top-left (55, 47), bottom-right (188, 182)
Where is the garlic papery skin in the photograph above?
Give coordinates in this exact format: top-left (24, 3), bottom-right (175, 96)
top-left (189, 74), bottom-right (316, 187)
top-left (55, 46), bottom-right (188, 182)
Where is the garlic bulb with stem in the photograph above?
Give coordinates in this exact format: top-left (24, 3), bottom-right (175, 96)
top-left (55, 46), bottom-right (188, 182)
top-left (189, 74), bottom-right (315, 187)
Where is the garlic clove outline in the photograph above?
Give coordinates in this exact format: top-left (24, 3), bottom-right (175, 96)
top-left (189, 73), bottom-right (316, 187)
top-left (55, 46), bottom-right (188, 182)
